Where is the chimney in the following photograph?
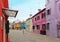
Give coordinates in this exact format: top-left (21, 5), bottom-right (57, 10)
top-left (38, 9), bottom-right (41, 12)
top-left (29, 14), bottom-right (32, 17)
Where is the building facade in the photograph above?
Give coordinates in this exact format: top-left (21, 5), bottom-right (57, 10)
top-left (13, 20), bottom-right (21, 30)
top-left (25, 18), bottom-right (33, 32)
top-left (46, 0), bottom-right (60, 37)
top-left (0, 0), bottom-right (9, 42)
top-left (32, 8), bottom-right (46, 34)
top-left (21, 21), bottom-right (26, 29)
top-left (14, 22), bottom-right (20, 30)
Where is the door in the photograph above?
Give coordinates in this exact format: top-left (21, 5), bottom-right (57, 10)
top-left (42, 24), bottom-right (46, 35)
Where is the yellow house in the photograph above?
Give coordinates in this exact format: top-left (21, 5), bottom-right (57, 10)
top-left (25, 14), bottom-right (33, 32)
top-left (13, 19), bottom-right (21, 30)
top-left (14, 22), bottom-right (20, 29)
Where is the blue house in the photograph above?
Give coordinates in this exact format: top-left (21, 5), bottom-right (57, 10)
top-left (21, 22), bottom-right (26, 29)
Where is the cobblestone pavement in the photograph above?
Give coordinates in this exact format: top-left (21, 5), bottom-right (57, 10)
top-left (9, 29), bottom-right (60, 42)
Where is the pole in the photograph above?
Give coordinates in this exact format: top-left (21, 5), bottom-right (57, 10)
top-left (3, 14), bottom-right (6, 42)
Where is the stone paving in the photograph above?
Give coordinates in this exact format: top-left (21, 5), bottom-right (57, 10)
top-left (9, 29), bottom-right (60, 42)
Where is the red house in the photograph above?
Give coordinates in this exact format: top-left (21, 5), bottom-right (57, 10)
top-left (0, 0), bottom-right (18, 42)
top-left (0, 0), bottom-right (9, 42)
top-left (32, 8), bottom-right (46, 35)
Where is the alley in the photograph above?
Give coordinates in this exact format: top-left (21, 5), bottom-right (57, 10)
top-left (9, 30), bottom-right (60, 42)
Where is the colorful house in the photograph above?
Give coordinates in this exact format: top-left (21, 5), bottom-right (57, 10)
top-left (13, 20), bottom-right (21, 30)
top-left (46, 0), bottom-right (60, 37)
top-left (0, 0), bottom-right (9, 42)
top-left (25, 17), bottom-right (33, 32)
top-left (0, 0), bottom-right (18, 42)
top-left (21, 21), bottom-right (26, 29)
top-left (32, 8), bottom-right (46, 34)
top-left (14, 22), bottom-right (20, 30)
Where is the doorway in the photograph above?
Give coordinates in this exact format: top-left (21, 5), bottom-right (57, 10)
top-left (40, 24), bottom-right (46, 35)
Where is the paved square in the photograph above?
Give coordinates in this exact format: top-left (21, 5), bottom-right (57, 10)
top-left (9, 30), bottom-right (60, 42)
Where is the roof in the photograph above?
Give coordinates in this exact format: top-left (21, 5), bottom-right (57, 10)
top-left (26, 17), bottom-right (32, 21)
top-left (32, 8), bottom-right (46, 18)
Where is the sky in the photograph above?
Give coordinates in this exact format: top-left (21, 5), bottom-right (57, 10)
top-left (8, 0), bottom-right (46, 23)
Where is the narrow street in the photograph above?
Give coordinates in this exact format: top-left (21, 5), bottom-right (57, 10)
top-left (9, 29), bottom-right (60, 42)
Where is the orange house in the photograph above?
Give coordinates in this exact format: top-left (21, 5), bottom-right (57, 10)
top-left (14, 22), bottom-right (20, 30)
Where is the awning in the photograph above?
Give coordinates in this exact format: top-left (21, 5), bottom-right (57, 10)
top-left (2, 8), bottom-right (18, 17)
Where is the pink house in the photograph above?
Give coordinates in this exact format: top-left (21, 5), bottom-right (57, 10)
top-left (32, 8), bottom-right (46, 35)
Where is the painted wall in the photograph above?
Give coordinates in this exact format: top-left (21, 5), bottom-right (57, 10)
top-left (0, 0), bottom-right (8, 42)
top-left (32, 9), bottom-right (46, 34)
top-left (21, 22), bottom-right (26, 29)
top-left (3, 0), bottom-right (9, 8)
top-left (14, 23), bottom-right (20, 29)
top-left (56, 0), bottom-right (60, 37)
top-left (25, 18), bottom-right (33, 32)
top-left (32, 13), bottom-right (41, 33)
top-left (30, 18), bottom-right (33, 32)
top-left (46, 0), bottom-right (60, 37)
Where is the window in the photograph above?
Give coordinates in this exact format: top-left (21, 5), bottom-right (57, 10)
top-left (37, 16), bottom-right (40, 20)
top-left (35, 18), bottom-right (36, 21)
top-left (46, 23), bottom-right (50, 30)
top-left (56, 0), bottom-right (59, 2)
top-left (42, 13), bottom-right (46, 19)
top-left (47, 0), bottom-right (49, 3)
top-left (57, 24), bottom-right (60, 29)
top-left (36, 25), bottom-right (40, 29)
top-left (59, 3), bottom-right (60, 11)
top-left (32, 26), bottom-right (35, 30)
top-left (57, 22), bottom-right (60, 29)
top-left (47, 9), bottom-right (51, 15)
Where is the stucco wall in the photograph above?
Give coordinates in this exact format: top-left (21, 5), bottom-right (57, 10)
top-left (56, 0), bottom-right (60, 37)
top-left (29, 18), bottom-right (33, 32)
top-left (46, 0), bottom-right (60, 37)
top-left (32, 9), bottom-right (46, 34)
top-left (0, 0), bottom-right (8, 42)
top-left (26, 18), bottom-right (32, 32)
top-left (46, 19), bottom-right (57, 37)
